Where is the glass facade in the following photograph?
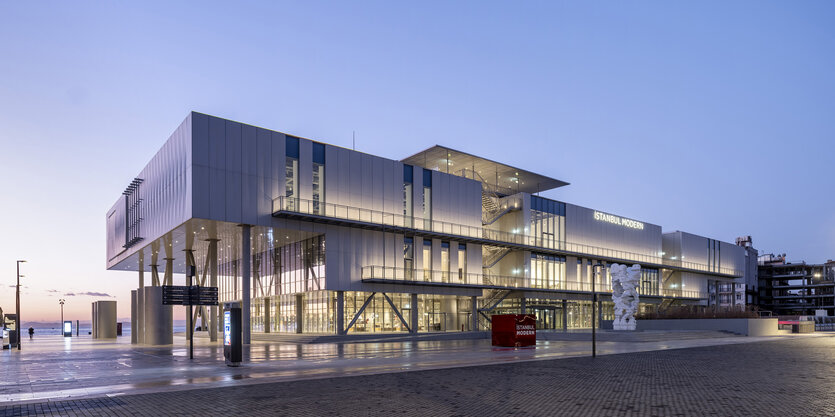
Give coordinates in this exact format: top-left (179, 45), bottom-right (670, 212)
top-left (640, 268), bottom-right (660, 296)
top-left (530, 196), bottom-right (566, 249)
top-left (422, 239), bottom-right (432, 281)
top-left (492, 299), bottom-right (625, 330)
top-left (312, 142), bottom-right (325, 215)
top-left (441, 241), bottom-right (450, 282)
top-left (344, 292), bottom-right (412, 333)
top-left (530, 253), bottom-right (566, 289)
top-left (285, 136), bottom-right (300, 210)
top-left (218, 235), bottom-right (325, 309)
top-left (403, 164), bottom-right (413, 226)
top-left (403, 237), bottom-right (414, 280)
top-left (457, 244), bottom-right (467, 282)
top-left (423, 168), bottom-right (432, 229)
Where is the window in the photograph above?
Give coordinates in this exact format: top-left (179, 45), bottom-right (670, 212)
top-left (530, 196), bottom-right (565, 250)
top-left (423, 169), bottom-right (432, 229)
top-left (531, 253), bottom-right (566, 289)
top-left (312, 142), bottom-right (325, 214)
top-left (640, 268), bottom-right (659, 296)
top-left (441, 242), bottom-right (450, 283)
top-left (423, 239), bottom-right (432, 281)
top-left (285, 136), bottom-right (300, 211)
top-left (458, 244), bottom-right (467, 282)
top-left (403, 165), bottom-right (413, 226)
top-left (404, 237), bottom-right (414, 280)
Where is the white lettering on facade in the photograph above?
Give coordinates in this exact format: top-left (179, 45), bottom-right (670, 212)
top-left (593, 211), bottom-right (645, 230)
top-left (516, 324), bottom-right (536, 336)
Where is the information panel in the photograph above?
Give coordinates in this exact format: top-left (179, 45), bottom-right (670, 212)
top-left (162, 286), bottom-right (219, 306)
top-left (224, 311), bottom-right (231, 346)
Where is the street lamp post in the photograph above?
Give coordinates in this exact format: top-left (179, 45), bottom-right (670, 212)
top-left (16, 260), bottom-right (26, 351)
top-left (59, 299), bottom-right (66, 328)
top-left (591, 263), bottom-right (603, 358)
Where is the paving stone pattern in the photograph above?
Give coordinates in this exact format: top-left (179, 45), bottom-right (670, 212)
top-left (2, 336), bottom-right (835, 416)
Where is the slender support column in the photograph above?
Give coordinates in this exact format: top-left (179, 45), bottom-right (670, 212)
top-left (520, 297), bottom-right (527, 315)
top-left (470, 296), bottom-right (478, 332)
top-left (163, 258), bottom-right (174, 287)
top-left (562, 300), bottom-right (568, 331)
top-left (184, 249), bottom-right (194, 342)
top-left (411, 293), bottom-right (419, 333)
top-left (241, 225), bottom-right (252, 344)
top-left (138, 266), bottom-right (145, 344)
top-left (208, 239), bottom-right (219, 342)
top-left (295, 294), bottom-right (304, 334)
top-left (336, 291), bottom-right (345, 335)
top-left (131, 290), bottom-right (138, 344)
top-left (151, 265), bottom-right (160, 287)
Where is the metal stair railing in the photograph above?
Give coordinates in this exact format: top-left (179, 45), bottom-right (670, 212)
top-left (483, 246), bottom-right (512, 269)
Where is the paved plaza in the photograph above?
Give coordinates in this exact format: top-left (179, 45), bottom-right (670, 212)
top-left (1, 333), bottom-right (833, 415)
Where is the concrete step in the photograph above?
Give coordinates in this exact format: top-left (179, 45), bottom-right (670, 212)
top-left (249, 331), bottom-right (491, 344)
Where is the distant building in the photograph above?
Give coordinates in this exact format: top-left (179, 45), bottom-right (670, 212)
top-left (757, 253), bottom-right (835, 316)
top-left (737, 236), bottom-right (759, 306)
top-left (705, 236), bottom-right (757, 309)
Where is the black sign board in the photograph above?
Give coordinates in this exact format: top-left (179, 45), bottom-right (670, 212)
top-left (162, 286), bottom-right (218, 306)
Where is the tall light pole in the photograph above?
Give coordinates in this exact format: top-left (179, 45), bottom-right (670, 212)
top-left (591, 262), bottom-right (603, 358)
top-left (16, 260), bottom-right (26, 350)
top-left (59, 299), bottom-right (66, 328)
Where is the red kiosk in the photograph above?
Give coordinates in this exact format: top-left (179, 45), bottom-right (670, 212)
top-left (491, 314), bottom-right (536, 347)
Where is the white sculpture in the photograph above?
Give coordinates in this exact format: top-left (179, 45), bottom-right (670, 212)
top-left (610, 263), bottom-right (641, 331)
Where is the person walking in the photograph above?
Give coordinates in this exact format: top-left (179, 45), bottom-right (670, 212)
top-left (28, 327), bottom-right (34, 339)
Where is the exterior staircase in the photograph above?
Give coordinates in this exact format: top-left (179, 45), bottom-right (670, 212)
top-left (483, 246), bottom-right (512, 269)
top-left (475, 273), bottom-right (513, 330)
top-left (658, 298), bottom-right (681, 313)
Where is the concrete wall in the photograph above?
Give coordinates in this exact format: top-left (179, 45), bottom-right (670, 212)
top-left (143, 287), bottom-right (173, 345)
top-left (633, 318), bottom-right (780, 336)
top-left (93, 300), bottom-right (117, 339)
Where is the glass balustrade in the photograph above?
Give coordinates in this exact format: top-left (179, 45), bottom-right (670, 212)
top-left (359, 266), bottom-right (704, 299)
top-left (274, 196), bottom-right (742, 278)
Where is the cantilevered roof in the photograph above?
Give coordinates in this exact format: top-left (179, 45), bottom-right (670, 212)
top-left (402, 145), bottom-right (569, 195)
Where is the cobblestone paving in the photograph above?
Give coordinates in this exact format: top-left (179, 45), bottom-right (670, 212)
top-left (2, 336), bottom-right (834, 416)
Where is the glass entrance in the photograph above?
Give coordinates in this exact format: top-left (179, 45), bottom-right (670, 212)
top-left (532, 307), bottom-right (557, 330)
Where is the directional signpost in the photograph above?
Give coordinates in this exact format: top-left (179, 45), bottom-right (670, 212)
top-left (162, 285), bottom-right (218, 359)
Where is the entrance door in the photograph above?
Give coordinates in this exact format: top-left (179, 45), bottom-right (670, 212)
top-left (532, 307), bottom-right (555, 330)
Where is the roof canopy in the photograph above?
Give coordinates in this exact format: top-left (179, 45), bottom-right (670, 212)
top-left (401, 145), bottom-right (569, 195)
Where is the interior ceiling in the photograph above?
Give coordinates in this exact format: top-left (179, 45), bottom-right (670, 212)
top-left (109, 219), bottom-right (319, 274)
top-left (401, 145), bottom-right (569, 194)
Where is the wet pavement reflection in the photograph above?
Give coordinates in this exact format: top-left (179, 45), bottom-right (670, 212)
top-left (0, 332), bottom-right (805, 404)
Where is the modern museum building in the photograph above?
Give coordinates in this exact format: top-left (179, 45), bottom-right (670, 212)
top-left (107, 112), bottom-right (745, 343)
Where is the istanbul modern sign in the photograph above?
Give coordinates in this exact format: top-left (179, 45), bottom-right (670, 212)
top-left (593, 211), bottom-right (645, 230)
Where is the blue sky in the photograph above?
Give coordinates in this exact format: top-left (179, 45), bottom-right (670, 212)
top-left (1, 1), bottom-right (833, 320)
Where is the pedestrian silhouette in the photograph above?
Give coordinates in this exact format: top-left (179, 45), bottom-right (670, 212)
top-left (28, 327), bottom-right (34, 339)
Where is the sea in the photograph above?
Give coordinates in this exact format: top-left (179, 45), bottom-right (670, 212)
top-left (22, 326), bottom-right (188, 336)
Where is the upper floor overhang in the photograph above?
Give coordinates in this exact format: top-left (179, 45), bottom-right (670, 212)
top-left (402, 145), bottom-right (569, 195)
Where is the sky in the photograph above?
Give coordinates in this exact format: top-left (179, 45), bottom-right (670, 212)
top-left (0, 1), bottom-right (833, 322)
